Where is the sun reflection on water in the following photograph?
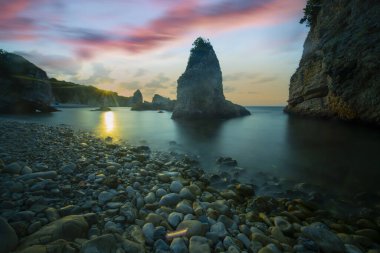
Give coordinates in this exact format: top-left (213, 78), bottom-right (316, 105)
top-left (104, 111), bottom-right (114, 133)
top-left (97, 111), bottom-right (120, 139)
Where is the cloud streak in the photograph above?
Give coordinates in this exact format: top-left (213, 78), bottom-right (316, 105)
top-left (0, 0), bottom-right (305, 57)
top-left (0, 0), bottom-right (50, 40)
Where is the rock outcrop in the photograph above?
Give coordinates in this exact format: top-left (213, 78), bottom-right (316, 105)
top-left (0, 50), bottom-right (56, 113)
top-left (285, 0), bottom-right (380, 125)
top-left (172, 38), bottom-right (250, 119)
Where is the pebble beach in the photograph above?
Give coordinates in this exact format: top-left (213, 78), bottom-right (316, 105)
top-left (0, 121), bottom-right (379, 253)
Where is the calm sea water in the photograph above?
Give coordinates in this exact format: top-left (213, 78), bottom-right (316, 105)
top-left (1, 106), bottom-right (379, 194)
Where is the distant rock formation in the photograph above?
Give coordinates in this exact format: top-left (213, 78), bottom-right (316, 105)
top-left (0, 50), bottom-right (57, 113)
top-left (172, 38), bottom-right (250, 119)
top-left (152, 94), bottom-right (176, 111)
top-left (91, 106), bottom-right (111, 111)
top-left (131, 89), bottom-right (143, 105)
top-left (285, 0), bottom-right (380, 125)
top-left (131, 94), bottom-right (175, 111)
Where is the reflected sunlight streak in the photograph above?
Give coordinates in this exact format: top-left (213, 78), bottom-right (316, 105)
top-left (104, 111), bottom-right (114, 133)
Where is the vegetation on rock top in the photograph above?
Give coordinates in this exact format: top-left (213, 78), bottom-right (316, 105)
top-left (300, 0), bottom-right (322, 27)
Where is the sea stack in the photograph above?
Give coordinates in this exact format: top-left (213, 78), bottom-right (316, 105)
top-left (172, 37), bottom-right (250, 119)
top-left (131, 89), bottom-right (143, 105)
top-left (285, 0), bottom-right (380, 125)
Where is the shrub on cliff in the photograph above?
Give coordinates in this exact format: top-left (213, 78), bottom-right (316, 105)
top-left (300, 0), bottom-right (322, 27)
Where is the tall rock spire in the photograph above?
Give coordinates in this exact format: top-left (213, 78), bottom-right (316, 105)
top-left (172, 37), bottom-right (250, 119)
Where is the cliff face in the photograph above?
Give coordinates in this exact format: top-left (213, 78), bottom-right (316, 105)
top-left (0, 51), bottom-right (55, 113)
top-left (285, 0), bottom-right (380, 125)
top-left (51, 79), bottom-right (133, 107)
top-left (172, 38), bottom-right (250, 119)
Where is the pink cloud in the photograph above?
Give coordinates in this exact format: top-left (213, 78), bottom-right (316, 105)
top-left (71, 0), bottom-right (304, 56)
top-left (0, 0), bottom-right (45, 40)
top-left (0, 0), bottom-right (305, 56)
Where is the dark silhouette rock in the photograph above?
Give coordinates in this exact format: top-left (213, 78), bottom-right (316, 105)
top-left (172, 38), bottom-right (250, 119)
top-left (285, 0), bottom-right (380, 125)
top-left (0, 50), bottom-right (57, 113)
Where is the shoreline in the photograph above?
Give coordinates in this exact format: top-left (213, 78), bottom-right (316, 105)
top-left (0, 121), bottom-right (379, 252)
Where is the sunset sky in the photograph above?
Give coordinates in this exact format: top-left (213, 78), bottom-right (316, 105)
top-left (0, 0), bottom-right (309, 106)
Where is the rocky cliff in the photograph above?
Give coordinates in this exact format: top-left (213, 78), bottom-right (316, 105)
top-left (0, 50), bottom-right (56, 113)
top-left (285, 0), bottom-right (380, 125)
top-left (50, 78), bottom-right (133, 107)
top-left (51, 79), bottom-right (134, 107)
top-left (172, 38), bottom-right (250, 119)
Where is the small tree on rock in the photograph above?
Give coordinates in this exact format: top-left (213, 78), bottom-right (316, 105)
top-left (300, 0), bottom-right (322, 27)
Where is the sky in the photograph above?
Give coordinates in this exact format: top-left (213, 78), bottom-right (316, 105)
top-left (0, 0), bottom-right (309, 106)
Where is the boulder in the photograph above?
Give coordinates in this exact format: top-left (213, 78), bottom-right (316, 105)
top-left (301, 222), bottom-right (345, 253)
top-left (189, 236), bottom-right (210, 253)
top-left (172, 37), bottom-right (250, 119)
top-left (17, 239), bottom-right (78, 253)
top-left (81, 234), bottom-right (117, 253)
top-left (17, 215), bottom-right (89, 250)
top-left (0, 217), bottom-right (18, 253)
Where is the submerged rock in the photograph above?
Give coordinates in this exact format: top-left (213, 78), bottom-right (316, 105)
top-left (172, 37), bottom-right (250, 119)
top-left (91, 106), bottom-right (111, 111)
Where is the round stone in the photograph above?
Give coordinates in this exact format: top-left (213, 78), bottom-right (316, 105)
top-left (144, 192), bottom-right (156, 204)
top-left (176, 201), bottom-right (194, 215)
top-left (168, 212), bottom-right (184, 228)
top-left (177, 220), bottom-right (206, 237)
top-left (170, 181), bottom-right (183, 193)
top-left (170, 238), bottom-right (188, 253)
top-left (210, 222), bottom-right (227, 238)
top-left (159, 193), bottom-right (181, 207)
top-left (156, 188), bottom-right (167, 198)
top-left (142, 223), bottom-right (155, 245)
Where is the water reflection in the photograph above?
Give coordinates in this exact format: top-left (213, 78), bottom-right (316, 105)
top-left (98, 111), bottom-right (119, 139)
top-left (284, 115), bottom-right (380, 194)
top-left (2, 107), bottom-right (379, 194)
top-left (173, 119), bottom-right (225, 168)
top-left (104, 111), bottom-right (114, 133)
